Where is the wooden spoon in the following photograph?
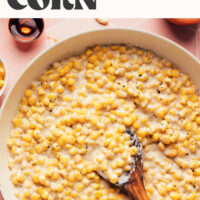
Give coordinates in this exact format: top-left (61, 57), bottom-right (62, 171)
top-left (97, 129), bottom-right (149, 200)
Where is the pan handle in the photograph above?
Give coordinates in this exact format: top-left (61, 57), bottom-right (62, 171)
top-left (0, 191), bottom-right (4, 200)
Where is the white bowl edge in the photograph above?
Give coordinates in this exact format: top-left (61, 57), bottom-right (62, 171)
top-left (0, 58), bottom-right (8, 97)
top-left (0, 28), bottom-right (200, 200)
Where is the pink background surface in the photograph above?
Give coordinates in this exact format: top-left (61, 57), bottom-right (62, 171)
top-left (0, 18), bottom-right (200, 199)
top-left (0, 18), bottom-right (200, 106)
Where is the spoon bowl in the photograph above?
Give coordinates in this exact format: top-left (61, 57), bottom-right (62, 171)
top-left (97, 129), bottom-right (149, 200)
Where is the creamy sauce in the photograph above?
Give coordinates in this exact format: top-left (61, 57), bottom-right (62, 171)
top-left (8, 45), bottom-right (200, 200)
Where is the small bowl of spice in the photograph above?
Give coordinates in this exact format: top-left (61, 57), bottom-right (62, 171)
top-left (0, 58), bottom-right (7, 96)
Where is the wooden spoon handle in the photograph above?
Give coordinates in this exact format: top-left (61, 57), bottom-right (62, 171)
top-left (136, 157), bottom-right (143, 180)
top-left (123, 168), bottom-right (149, 200)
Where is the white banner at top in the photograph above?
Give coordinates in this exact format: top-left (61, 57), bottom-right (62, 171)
top-left (0, 0), bottom-right (200, 18)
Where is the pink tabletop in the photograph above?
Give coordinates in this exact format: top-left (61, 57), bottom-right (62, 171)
top-left (0, 18), bottom-right (200, 106)
top-left (0, 18), bottom-right (200, 199)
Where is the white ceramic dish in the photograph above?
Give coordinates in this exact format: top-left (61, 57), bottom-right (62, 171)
top-left (0, 58), bottom-right (8, 97)
top-left (0, 28), bottom-right (200, 200)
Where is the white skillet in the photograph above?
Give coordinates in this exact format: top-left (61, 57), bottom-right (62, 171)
top-left (0, 29), bottom-right (199, 200)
